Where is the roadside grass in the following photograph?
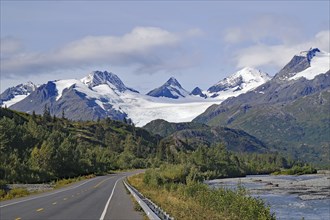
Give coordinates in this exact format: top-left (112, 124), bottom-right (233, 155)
top-left (0, 188), bottom-right (30, 201)
top-left (128, 174), bottom-right (226, 219)
top-left (53, 174), bottom-right (95, 189)
top-left (0, 174), bottom-right (96, 201)
top-left (128, 173), bottom-right (275, 220)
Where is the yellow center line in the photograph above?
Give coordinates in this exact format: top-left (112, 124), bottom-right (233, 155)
top-left (15, 218), bottom-right (21, 220)
top-left (52, 202), bottom-right (57, 205)
top-left (94, 176), bottom-right (114, 188)
top-left (36, 208), bottom-right (44, 212)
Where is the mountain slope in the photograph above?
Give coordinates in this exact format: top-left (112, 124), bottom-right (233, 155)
top-left (143, 119), bottom-right (208, 137)
top-left (143, 119), bottom-right (268, 153)
top-left (194, 48), bottom-right (330, 164)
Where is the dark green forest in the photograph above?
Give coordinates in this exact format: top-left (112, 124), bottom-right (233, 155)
top-left (0, 107), bottom-right (313, 185)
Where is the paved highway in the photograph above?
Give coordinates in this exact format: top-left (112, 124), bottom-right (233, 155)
top-left (0, 171), bottom-right (143, 220)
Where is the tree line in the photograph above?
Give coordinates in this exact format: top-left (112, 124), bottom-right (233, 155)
top-left (0, 107), bottom-right (312, 184)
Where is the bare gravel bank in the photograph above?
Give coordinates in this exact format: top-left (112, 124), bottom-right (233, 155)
top-left (207, 172), bottom-right (330, 201)
top-left (8, 183), bottom-right (54, 192)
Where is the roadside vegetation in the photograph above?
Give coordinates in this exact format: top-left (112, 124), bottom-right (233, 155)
top-left (129, 169), bottom-right (276, 220)
top-left (0, 186), bottom-right (30, 201)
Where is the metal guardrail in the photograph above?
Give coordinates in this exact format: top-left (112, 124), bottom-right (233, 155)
top-left (123, 180), bottom-right (174, 220)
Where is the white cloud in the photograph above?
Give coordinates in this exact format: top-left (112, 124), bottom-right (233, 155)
top-left (224, 28), bottom-right (243, 44)
top-left (224, 15), bottom-right (302, 45)
top-left (223, 15), bottom-right (329, 72)
top-left (1, 27), bottom-right (202, 77)
top-left (0, 37), bottom-right (24, 56)
top-left (234, 30), bottom-right (330, 70)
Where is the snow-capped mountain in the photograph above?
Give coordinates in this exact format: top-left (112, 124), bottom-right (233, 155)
top-left (275, 48), bottom-right (329, 81)
top-left (146, 77), bottom-right (190, 99)
top-left (289, 48), bottom-right (329, 80)
top-left (7, 72), bottom-right (220, 126)
top-left (5, 48), bottom-right (327, 127)
top-left (207, 67), bottom-right (271, 98)
top-left (9, 71), bottom-right (131, 121)
top-left (190, 87), bottom-right (207, 98)
top-left (0, 82), bottom-right (37, 107)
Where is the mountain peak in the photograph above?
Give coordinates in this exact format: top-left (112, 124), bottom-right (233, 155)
top-left (147, 77), bottom-right (189, 99)
top-left (190, 87), bottom-right (207, 98)
top-left (81, 71), bottom-right (125, 90)
top-left (81, 70), bottom-right (138, 93)
top-left (275, 48), bottom-right (329, 81)
top-left (165, 77), bottom-right (182, 87)
top-left (298, 48), bottom-right (320, 63)
top-left (207, 67), bottom-right (271, 94)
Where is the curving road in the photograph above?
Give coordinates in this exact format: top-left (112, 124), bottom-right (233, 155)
top-left (0, 171), bottom-right (143, 220)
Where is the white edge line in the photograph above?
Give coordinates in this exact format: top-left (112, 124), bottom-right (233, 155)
top-left (0, 176), bottom-right (102, 208)
top-left (99, 176), bottom-right (124, 220)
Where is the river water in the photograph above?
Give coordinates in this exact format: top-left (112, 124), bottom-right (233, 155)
top-left (208, 175), bottom-right (330, 220)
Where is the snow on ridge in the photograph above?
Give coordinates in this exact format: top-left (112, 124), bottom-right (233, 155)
top-left (290, 51), bottom-right (330, 80)
top-left (0, 81), bottom-right (38, 107)
top-left (221, 67), bottom-right (270, 85)
top-left (54, 79), bottom-right (79, 101)
top-left (2, 95), bottom-right (27, 107)
top-left (206, 67), bottom-right (271, 99)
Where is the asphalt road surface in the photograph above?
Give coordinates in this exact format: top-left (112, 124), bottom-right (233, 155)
top-left (0, 171), bottom-right (143, 220)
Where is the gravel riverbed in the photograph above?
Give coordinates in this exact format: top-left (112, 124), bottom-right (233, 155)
top-left (207, 171), bottom-right (330, 201)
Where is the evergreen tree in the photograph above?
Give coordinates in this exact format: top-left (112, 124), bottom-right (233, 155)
top-left (43, 104), bottom-right (51, 123)
top-left (61, 109), bottom-right (65, 120)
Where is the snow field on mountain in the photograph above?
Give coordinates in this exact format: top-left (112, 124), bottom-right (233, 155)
top-left (54, 79), bottom-right (78, 101)
top-left (2, 95), bottom-right (28, 107)
top-left (290, 51), bottom-right (330, 80)
top-left (115, 92), bottom-right (221, 126)
top-left (66, 83), bottom-right (222, 126)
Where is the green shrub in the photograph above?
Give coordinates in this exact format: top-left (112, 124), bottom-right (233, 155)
top-left (0, 189), bottom-right (6, 198)
top-left (1, 188), bottom-right (30, 200)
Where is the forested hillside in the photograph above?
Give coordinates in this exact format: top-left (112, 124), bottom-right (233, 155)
top-left (0, 107), bottom-right (311, 185)
top-left (0, 107), bottom-right (159, 183)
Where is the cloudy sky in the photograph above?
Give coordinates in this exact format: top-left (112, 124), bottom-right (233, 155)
top-left (1, 1), bottom-right (329, 93)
